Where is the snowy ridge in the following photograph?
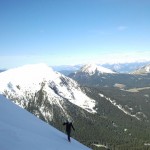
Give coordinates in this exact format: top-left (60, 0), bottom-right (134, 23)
top-left (80, 63), bottom-right (115, 75)
top-left (99, 93), bottom-right (147, 120)
top-left (0, 95), bottom-right (91, 150)
top-left (0, 63), bottom-right (96, 115)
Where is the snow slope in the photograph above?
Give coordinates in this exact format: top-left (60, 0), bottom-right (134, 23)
top-left (80, 63), bottom-right (115, 75)
top-left (0, 95), bottom-right (91, 150)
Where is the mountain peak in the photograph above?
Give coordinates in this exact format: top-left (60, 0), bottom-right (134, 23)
top-left (132, 64), bottom-right (150, 74)
top-left (0, 63), bottom-right (96, 115)
top-left (0, 63), bottom-right (57, 92)
top-left (80, 63), bottom-right (115, 75)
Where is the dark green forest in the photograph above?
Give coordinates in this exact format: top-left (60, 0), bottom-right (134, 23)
top-left (30, 85), bottom-right (150, 150)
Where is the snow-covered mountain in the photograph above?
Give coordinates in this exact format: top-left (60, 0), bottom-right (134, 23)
top-left (102, 61), bottom-right (150, 73)
top-left (132, 64), bottom-right (150, 74)
top-left (0, 94), bottom-right (91, 150)
top-left (79, 63), bottom-right (115, 75)
top-left (0, 63), bottom-right (96, 122)
top-left (68, 63), bottom-right (117, 88)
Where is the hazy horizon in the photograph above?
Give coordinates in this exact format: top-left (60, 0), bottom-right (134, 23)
top-left (0, 0), bottom-right (150, 69)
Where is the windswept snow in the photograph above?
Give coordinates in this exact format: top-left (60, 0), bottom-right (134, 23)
top-left (0, 63), bottom-right (56, 92)
top-left (0, 95), bottom-right (91, 150)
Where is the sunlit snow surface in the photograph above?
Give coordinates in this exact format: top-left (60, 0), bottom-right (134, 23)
top-left (0, 63), bottom-right (96, 113)
top-left (0, 95), bottom-right (91, 150)
top-left (80, 63), bottom-right (115, 75)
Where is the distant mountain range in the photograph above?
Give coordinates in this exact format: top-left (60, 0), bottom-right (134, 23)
top-left (52, 65), bottom-right (82, 76)
top-left (1, 63), bottom-right (150, 149)
top-left (69, 63), bottom-right (150, 89)
top-left (132, 64), bottom-right (150, 74)
top-left (52, 61), bottom-right (150, 75)
top-left (102, 61), bottom-right (150, 73)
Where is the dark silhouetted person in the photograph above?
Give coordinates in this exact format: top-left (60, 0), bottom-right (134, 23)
top-left (63, 120), bottom-right (75, 142)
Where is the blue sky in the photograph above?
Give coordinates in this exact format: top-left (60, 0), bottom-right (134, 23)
top-left (0, 0), bottom-right (150, 69)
